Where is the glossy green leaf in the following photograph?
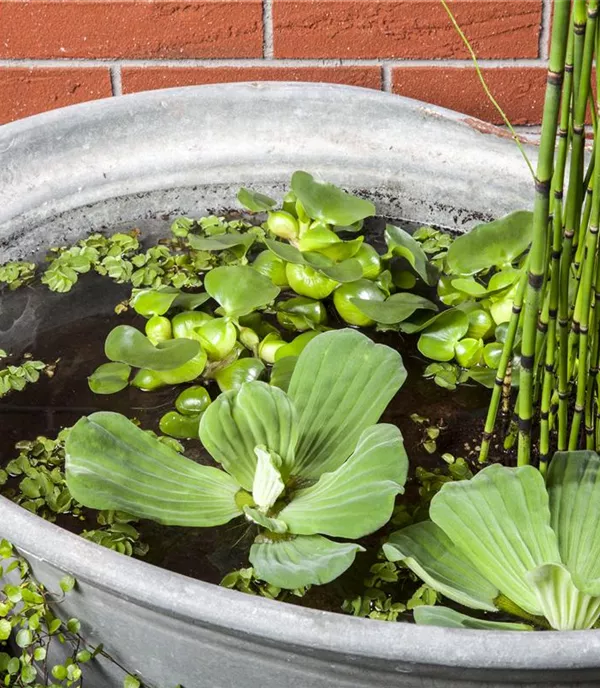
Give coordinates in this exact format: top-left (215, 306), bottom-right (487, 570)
top-left (159, 411), bottom-right (201, 440)
top-left (187, 233), bottom-right (255, 252)
top-left (199, 381), bottom-right (298, 490)
top-left (413, 606), bottom-right (532, 631)
top-left (175, 386), bottom-right (211, 415)
top-left (385, 225), bottom-right (438, 286)
top-left (274, 332), bottom-right (320, 361)
top-left (105, 325), bottom-right (200, 371)
top-left (384, 521), bottom-right (499, 611)
top-left (288, 329), bottom-right (406, 479)
top-left (249, 534), bottom-right (364, 588)
top-left (132, 288), bottom-right (210, 316)
top-left (264, 239), bottom-right (362, 283)
top-left (430, 464), bottom-right (561, 615)
top-left (205, 266), bottom-right (280, 318)
top-left (291, 171), bottom-right (375, 226)
top-left (417, 310), bottom-right (469, 362)
top-left (88, 362), bottom-right (131, 395)
top-left (65, 412), bottom-right (242, 526)
top-left (214, 358), bottom-right (266, 392)
top-left (318, 237), bottom-right (364, 262)
top-left (451, 277), bottom-right (488, 297)
top-left (446, 211), bottom-right (533, 276)
top-left (296, 225), bottom-right (341, 252)
top-left (276, 297), bottom-right (327, 331)
top-left (454, 337), bottom-right (483, 368)
top-left (351, 293), bottom-right (438, 325)
top-left (270, 356), bottom-right (298, 392)
top-left (237, 187), bottom-right (276, 212)
top-left (279, 424), bottom-right (407, 538)
top-left (547, 451), bottom-right (600, 596)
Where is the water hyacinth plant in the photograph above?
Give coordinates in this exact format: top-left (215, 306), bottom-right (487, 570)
top-left (65, 329), bottom-right (409, 588)
top-left (385, 450), bottom-right (600, 631)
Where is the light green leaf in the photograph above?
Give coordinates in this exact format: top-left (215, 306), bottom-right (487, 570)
top-left (250, 534), bottom-right (364, 588)
top-left (187, 233), bottom-right (255, 252)
top-left (88, 362), bottom-right (131, 395)
top-left (451, 277), bottom-right (488, 297)
top-left (279, 425), bottom-right (407, 538)
top-left (385, 225), bottom-right (438, 285)
top-left (288, 329), bottom-right (406, 479)
top-left (351, 293), bottom-right (438, 325)
top-left (105, 325), bottom-right (200, 371)
top-left (65, 412), bottom-right (243, 526)
top-left (159, 411), bottom-right (201, 440)
top-left (547, 451), bottom-right (600, 595)
top-left (413, 606), bottom-right (532, 631)
top-left (131, 287), bottom-right (180, 316)
top-left (243, 506), bottom-right (288, 534)
top-left (430, 464), bottom-right (561, 615)
top-left (446, 210), bottom-right (533, 275)
top-left (384, 521), bottom-right (499, 611)
top-left (214, 358), bottom-right (266, 392)
top-left (318, 237), bottom-right (364, 262)
top-left (205, 266), bottom-right (280, 317)
top-left (417, 309), bottom-right (469, 362)
top-left (291, 171), bottom-right (375, 226)
top-left (199, 382), bottom-right (298, 490)
top-left (0, 619), bottom-right (10, 641)
top-left (252, 446), bottom-right (285, 512)
top-left (527, 563), bottom-right (600, 630)
top-left (237, 187), bottom-right (277, 212)
top-left (264, 239), bottom-right (362, 283)
top-left (270, 356), bottom-right (298, 392)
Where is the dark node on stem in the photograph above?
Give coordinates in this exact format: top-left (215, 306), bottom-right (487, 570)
top-left (549, 307), bottom-right (558, 318)
top-left (534, 177), bottom-right (551, 196)
top-left (551, 403), bottom-right (558, 415)
top-left (564, 229), bottom-right (575, 239)
top-left (573, 22), bottom-right (586, 35)
top-left (541, 410), bottom-right (550, 420)
top-left (558, 391), bottom-right (570, 400)
top-left (591, 225), bottom-right (599, 235)
top-left (537, 321), bottom-right (548, 333)
top-left (580, 325), bottom-right (589, 334)
top-left (586, 426), bottom-right (595, 436)
top-left (595, 291), bottom-right (600, 300)
top-left (556, 129), bottom-right (568, 141)
top-left (572, 320), bottom-right (581, 334)
top-left (519, 417), bottom-right (533, 434)
top-left (482, 431), bottom-right (493, 441)
top-left (528, 272), bottom-right (544, 289)
top-left (587, 186), bottom-right (594, 196)
top-left (521, 354), bottom-right (535, 371)
top-left (512, 304), bottom-right (522, 315)
top-left (545, 363), bottom-right (555, 373)
top-left (588, 6), bottom-right (599, 19)
top-left (494, 376), bottom-right (504, 387)
top-left (591, 366), bottom-right (599, 375)
top-left (575, 404), bottom-right (585, 414)
top-left (565, 63), bottom-right (574, 73)
top-left (573, 125), bottom-right (585, 137)
top-left (558, 318), bottom-right (569, 327)
top-left (547, 69), bottom-right (565, 86)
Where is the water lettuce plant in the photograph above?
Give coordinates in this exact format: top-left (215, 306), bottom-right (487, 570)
top-left (385, 450), bottom-right (600, 631)
top-left (66, 329), bottom-right (408, 588)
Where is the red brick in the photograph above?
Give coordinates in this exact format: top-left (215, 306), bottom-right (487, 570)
top-left (0, 0), bottom-right (263, 59)
top-left (392, 67), bottom-right (546, 125)
top-left (121, 66), bottom-right (383, 93)
top-left (0, 68), bottom-right (112, 124)
top-left (273, 0), bottom-right (542, 59)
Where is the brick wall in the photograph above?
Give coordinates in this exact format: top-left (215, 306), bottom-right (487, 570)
top-left (0, 0), bottom-right (550, 126)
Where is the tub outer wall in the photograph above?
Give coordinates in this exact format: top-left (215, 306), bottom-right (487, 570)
top-left (2, 83), bottom-right (598, 687)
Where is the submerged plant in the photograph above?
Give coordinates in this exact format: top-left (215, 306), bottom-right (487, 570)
top-left (65, 329), bottom-right (408, 588)
top-left (385, 450), bottom-right (600, 631)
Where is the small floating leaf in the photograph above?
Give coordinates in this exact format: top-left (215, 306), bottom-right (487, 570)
top-left (417, 310), bottom-right (469, 362)
top-left (351, 293), bottom-right (438, 325)
top-left (205, 266), bottom-right (280, 318)
top-left (88, 362), bottom-right (131, 395)
top-left (385, 225), bottom-right (438, 286)
top-left (237, 188), bottom-right (277, 212)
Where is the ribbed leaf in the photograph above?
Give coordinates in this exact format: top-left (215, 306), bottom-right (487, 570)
top-left (527, 563), bottom-right (600, 630)
top-left (199, 381), bottom-right (298, 491)
top-left (279, 425), bottom-right (407, 538)
top-left (65, 412), bottom-right (242, 527)
top-left (413, 606), bottom-right (532, 631)
top-left (430, 464), bottom-right (561, 615)
top-left (383, 521), bottom-right (498, 611)
top-left (287, 329), bottom-right (406, 479)
top-left (249, 534), bottom-right (364, 588)
top-left (547, 451), bottom-right (600, 595)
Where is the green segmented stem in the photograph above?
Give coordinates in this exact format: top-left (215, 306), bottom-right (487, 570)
top-left (517, 0), bottom-right (572, 465)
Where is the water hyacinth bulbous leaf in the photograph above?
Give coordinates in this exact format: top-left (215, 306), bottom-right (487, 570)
top-left (334, 279), bottom-right (385, 327)
top-left (287, 329), bottom-right (406, 478)
top-left (276, 297), bottom-right (327, 331)
top-left (237, 187), bottom-right (277, 212)
top-left (445, 210), bottom-right (533, 276)
top-left (454, 337), bottom-right (483, 368)
top-left (290, 171), bottom-right (375, 226)
top-left (417, 310), bottom-right (469, 362)
top-left (199, 381), bottom-right (298, 491)
top-left (214, 358), bottom-right (266, 392)
top-left (159, 411), bottom-right (201, 440)
top-left (145, 315), bottom-right (173, 345)
top-left (250, 534), bottom-right (365, 589)
top-left (317, 237), bottom-right (364, 262)
top-left (132, 288), bottom-right (211, 317)
top-left (351, 293), bottom-right (438, 326)
top-left (384, 521), bottom-right (499, 611)
top-left (279, 424), bottom-right (407, 538)
top-left (269, 356), bottom-right (298, 393)
top-left (205, 266), bottom-right (280, 318)
top-left (274, 331), bottom-right (320, 361)
top-left (65, 412), bottom-right (242, 526)
top-left (87, 362), bottom-right (131, 395)
top-left (385, 225), bottom-right (438, 286)
top-left (105, 325), bottom-right (200, 371)
top-left (547, 451), bottom-right (600, 595)
top-left (413, 606), bottom-right (533, 631)
top-left (450, 277), bottom-right (488, 298)
top-left (430, 464), bottom-right (560, 615)
top-left (264, 239), bottom-right (362, 283)
top-left (252, 251), bottom-right (289, 287)
top-left (175, 386), bottom-right (211, 416)
top-left (296, 225), bottom-right (341, 252)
